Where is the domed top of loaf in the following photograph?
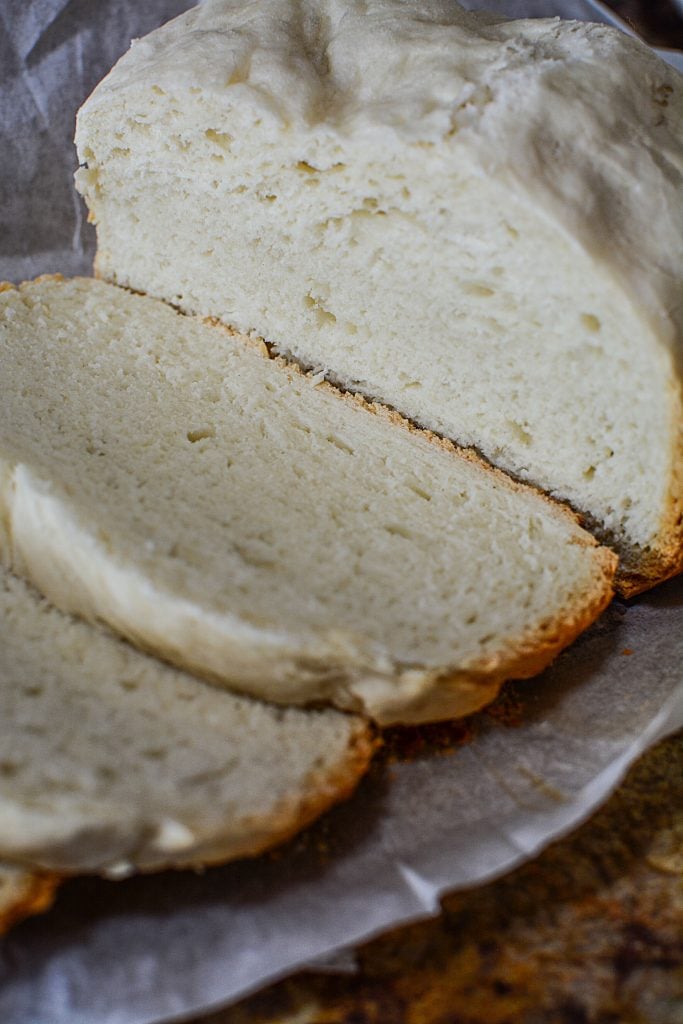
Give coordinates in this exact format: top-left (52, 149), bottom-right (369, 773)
top-left (77, 0), bottom-right (683, 354)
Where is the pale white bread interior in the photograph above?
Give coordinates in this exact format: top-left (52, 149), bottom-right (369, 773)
top-left (75, 0), bottom-right (683, 594)
top-left (0, 862), bottom-right (58, 935)
top-left (0, 276), bottom-right (615, 725)
top-left (0, 566), bottom-right (373, 874)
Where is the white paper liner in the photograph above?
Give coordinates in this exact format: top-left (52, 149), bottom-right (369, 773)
top-left (0, 2), bottom-right (681, 1022)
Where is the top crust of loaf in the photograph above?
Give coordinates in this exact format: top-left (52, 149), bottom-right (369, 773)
top-left (74, 0), bottom-right (683, 593)
top-left (76, 0), bottom-right (683, 367)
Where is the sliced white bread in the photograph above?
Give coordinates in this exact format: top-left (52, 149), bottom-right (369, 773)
top-left (0, 863), bottom-right (58, 935)
top-left (75, 0), bottom-right (683, 595)
top-left (0, 566), bottom-right (373, 874)
top-left (0, 276), bottom-right (615, 725)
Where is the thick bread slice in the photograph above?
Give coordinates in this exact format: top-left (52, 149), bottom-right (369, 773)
top-left (0, 864), bottom-right (58, 935)
top-left (0, 567), bottom-right (373, 874)
top-left (74, 0), bottom-right (683, 594)
top-left (0, 276), bottom-right (615, 724)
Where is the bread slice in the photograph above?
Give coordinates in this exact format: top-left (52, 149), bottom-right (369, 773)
top-left (0, 276), bottom-right (615, 725)
top-left (74, 0), bottom-right (683, 595)
top-left (0, 566), bottom-right (373, 874)
top-left (0, 863), bottom-right (58, 935)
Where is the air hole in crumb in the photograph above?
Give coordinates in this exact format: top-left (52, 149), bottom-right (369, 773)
top-left (296, 160), bottom-right (319, 174)
top-left (22, 685), bottom-right (43, 698)
top-left (507, 419), bottom-right (533, 446)
top-left (326, 435), bottom-right (354, 455)
top-left (205, 129), bottom-right (233, 150)
top-left (151, 85), bottom-right (165, 96)
top-left (0, 762), bottom-right (17, 777)
top-left (226, 63), bottom-right (251, 86)
top-left (504, 223), bottom-right (519, 239)
top-left (119, 679), bottom-right (139, 691)
top-left (408, 483), bottom-right (432, 501)
top-left (466, 613), bottom-right (478, 625)
top-left (383, 524), bottom-right (413, 540)
top-left (142, 748), bottom-right (167, 760)
top-left (304, 293), bottom-right (337, 326)
top-left (581, 313), bottom-right (601, 333)
top-left (187, 427), bottom-right (216, 443)
top-left (464, 282), bottom-right (495, 297)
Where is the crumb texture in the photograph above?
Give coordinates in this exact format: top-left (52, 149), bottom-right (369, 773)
top-left (75, 0), bottom-right (683, 585)
top-left (0, 564), bottom-right (372, 873)
top-left (0, 277), bottom-right (614, 724)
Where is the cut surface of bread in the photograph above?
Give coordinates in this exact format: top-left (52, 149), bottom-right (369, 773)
top-left (74, 0), bottom-right (683, 594)
top-left (0, 566), bottom-right (373, 874)
top-left (0, 863), bottom-right (58, 935)
top-left (0, 276), bottom-right (615, 724)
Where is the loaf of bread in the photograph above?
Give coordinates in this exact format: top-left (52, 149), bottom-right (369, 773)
top-left (0, 565), bottom-right (373, 874)
top-left (0, 276), bottom-right (615, 725)
top-left (0, 863), bottom-right (58, 935)
top-left (75, 0), bottom-right (683, 594)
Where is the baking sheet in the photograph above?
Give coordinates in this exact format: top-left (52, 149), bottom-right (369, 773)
top-left (0, 2), bottom-right (681, 1023)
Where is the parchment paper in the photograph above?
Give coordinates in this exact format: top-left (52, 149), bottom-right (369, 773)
top-left (0, 3), bottom-right (681, 1023)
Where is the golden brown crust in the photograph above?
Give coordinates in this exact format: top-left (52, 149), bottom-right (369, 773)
top-left (374, 543), bottom-right (617, 727)
top-left (38, 719), bottom-right (377, 874)
top-left (458, 544), bottom-right (616, 686)
top-left (0, 274), bottom-right (66, 296)
top-left (0, 729), bottom-right (374, 881)
top-left (0, 867), bottom-right (60, 936)
top-left (616, 546), bottom-right (683, 598)
top-left (620, 410), bottom-right (683, 596)
top-left (169, 718), bottom-right (379, 871)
